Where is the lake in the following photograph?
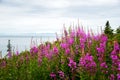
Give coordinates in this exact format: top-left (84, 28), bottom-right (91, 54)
top-left (0, 35), bottom-right (57, 58)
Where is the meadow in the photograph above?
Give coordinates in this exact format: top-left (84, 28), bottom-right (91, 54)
top-left (0, 26), bottom-right (120, 80)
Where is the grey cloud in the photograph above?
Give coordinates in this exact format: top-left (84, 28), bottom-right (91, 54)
top-left (0, 0), bottom-right (120, 33)
top-left (60, 5), bottom-right (120, 19)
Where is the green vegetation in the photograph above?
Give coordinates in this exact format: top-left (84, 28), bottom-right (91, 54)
top-left (104, 21), bottom-right (120, 43)
top-left (0, 21), bottom-right (120, 80)
top-left (104, 21), bottom-right (114, 38)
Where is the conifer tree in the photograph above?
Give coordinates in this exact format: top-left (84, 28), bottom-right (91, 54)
top-left (104, 21), bottom-right (113, 38)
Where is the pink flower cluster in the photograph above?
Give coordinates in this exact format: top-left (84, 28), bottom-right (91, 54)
top-left (68, 58), bottom-right (77, 70)
top-left (79, 53), bottom-right (97, 74)
top-left (110, 41), bottom-right (120, 80)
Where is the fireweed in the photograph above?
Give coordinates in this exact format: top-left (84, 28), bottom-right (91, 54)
top-left (16, 50), bottom-right (19, 56)
top-left (0, 26), bottom-right (120, 80)
top-left (58, 71), bottom-right (64, 78)
top-left (79, 53), bottom-right (97, 75)
top-left (68, 58), bottom-right (77, 70)
top-left (110, 41), bottom-right (120, 80)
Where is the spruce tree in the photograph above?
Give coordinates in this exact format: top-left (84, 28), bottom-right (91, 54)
top-left (104, 21), bottom-right (113, 38)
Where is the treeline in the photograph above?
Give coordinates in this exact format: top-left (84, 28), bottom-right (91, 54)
top-left (104, 21), bottom-right (120, 43)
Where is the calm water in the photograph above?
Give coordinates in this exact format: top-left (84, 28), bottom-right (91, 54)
top-left (0, 36), bottom-right (56, 57)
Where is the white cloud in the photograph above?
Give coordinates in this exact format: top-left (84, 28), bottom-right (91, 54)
top-left (23, 0), bottom-right (120, 7)
top-left (66, 0), bottom-right (120, 6)
top-left (40, 0), bottom-right (118, 6)
top-left (0, 0), bottom-right (120, 33)
top-left (2, 0), bottom-right (120, 8)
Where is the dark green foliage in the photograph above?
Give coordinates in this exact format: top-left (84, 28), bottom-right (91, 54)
top-left (112, 26), bottom-right (120, 44)
top-left (116, 26), bottom-right (120, 34)
top-left (104, 21), bottom-right (113, 38)
top-left (113, 34), bottom-right (120, 44)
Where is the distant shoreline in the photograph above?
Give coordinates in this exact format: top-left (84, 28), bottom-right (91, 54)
top-left (0, 35), bottom-right (56, 38)
top-left (0, 33), bottom-right (61, 38)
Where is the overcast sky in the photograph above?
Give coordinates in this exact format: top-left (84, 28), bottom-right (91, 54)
top-left (0, 0), bottom-right (120, 34)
